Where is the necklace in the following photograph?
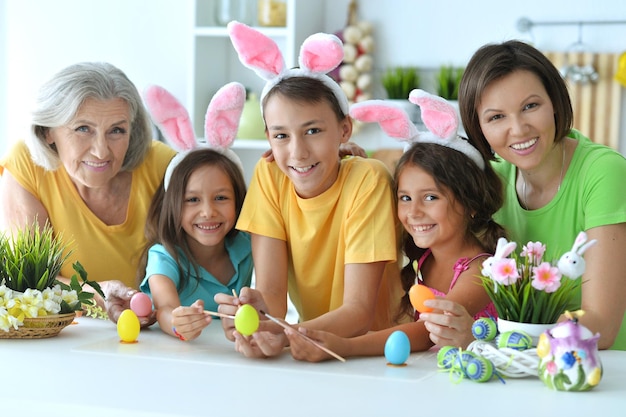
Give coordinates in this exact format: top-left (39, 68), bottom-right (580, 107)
top-left (521, 142), bottom-right (566, 210)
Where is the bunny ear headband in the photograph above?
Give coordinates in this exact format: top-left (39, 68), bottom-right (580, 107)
top-left (144, 82), bottom-right (246, 190)
top-left (227, 20), bottom-right (349, 116)
top-left (349, 89), bottom-right (485, 170)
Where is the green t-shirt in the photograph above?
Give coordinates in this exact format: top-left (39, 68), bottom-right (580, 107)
top-left (492, 130), bottom-right (626, 350)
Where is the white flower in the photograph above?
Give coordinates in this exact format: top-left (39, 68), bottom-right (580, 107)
top-left (42, 287), bottom-right (62, 314)
top-left (61, 289), bottom-right (80, 309)
top-left (0, 306), bottom-right (20, 331)
top-left (0, 285), bottom-right (14, 308)
top-left (19, 288), bottom-right (45, 318)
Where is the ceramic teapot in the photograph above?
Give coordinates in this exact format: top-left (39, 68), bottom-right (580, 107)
top-left (537, 310), bottom-right (602, 391)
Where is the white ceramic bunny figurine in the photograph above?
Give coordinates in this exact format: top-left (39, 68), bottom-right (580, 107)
top-left (481, 237), bottom-right (518, 277)
top-left (557, 231), bottom-right (598, 279)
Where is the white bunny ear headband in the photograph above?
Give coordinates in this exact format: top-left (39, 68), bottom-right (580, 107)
top-left (227, 20), bottom-right (349, 116)
top-left (144, 82), bottom-right (246, 191)
top-left (349, 89), bottom-right (485, 170)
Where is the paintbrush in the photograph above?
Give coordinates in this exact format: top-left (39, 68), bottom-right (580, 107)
top-left (259, 310), bottom-right (346, 362)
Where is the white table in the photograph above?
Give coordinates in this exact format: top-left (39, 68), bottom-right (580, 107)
top-left (1, 317), bottom-right (624, 417)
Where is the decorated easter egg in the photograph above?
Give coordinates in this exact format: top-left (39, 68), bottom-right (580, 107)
top-left (464, 357), bottom-right (494, 382)
top-left (437, 346), bottom-right (459, 369)
top-left (117, 309), bottom-right (140, 343)
top-left (130, 292), bottom-right (153, 317)
top-left (453, 350), bottom-right (477, 370)
top-left (497, 330), bottom-right (532, 350)
top-left (408, 284), bottom-right (435, 313)
top-left (234, 304), bottom-right (259, 336)
top-left (384, 330), bottom-right (411, 366)
top-left (472, 317), bottom-right (497, 341)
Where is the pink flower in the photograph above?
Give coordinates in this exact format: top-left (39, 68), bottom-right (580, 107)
top-left (531, 262), bottom-right (562, 293)
top-left (521, 241), bottom-right (546, 265)
top-left (546, 361), bottom-right (558, 375)
top-left (491, 258), bottom-right (520, 285)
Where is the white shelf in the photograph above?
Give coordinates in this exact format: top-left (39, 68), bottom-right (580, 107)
top-left (194, 26), bottom-right (289, 37)
top-left (233, 139), bottom-right (269, 149)
top-left (189, 0), bottom-right (325, 174)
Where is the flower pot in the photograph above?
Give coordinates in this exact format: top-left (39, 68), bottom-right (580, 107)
top-left (497, 318), bottom-right (556, 347)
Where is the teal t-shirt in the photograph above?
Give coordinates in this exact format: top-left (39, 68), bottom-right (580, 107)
top-left (140, 232), bottom-right (253, 312)
top-left (492, 130), bottom-right (626, 350)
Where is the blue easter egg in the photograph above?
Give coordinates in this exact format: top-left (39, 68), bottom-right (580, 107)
top-left (497, 330), bottom-right (532, 350)
top-left (472, 317), bottom-right (497, 341)
top-left (384, 330), bottom-right (411, 365)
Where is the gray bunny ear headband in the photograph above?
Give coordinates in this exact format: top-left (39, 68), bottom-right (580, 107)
top-left (144, 82), bottom-right (246, 190)
top-left (349, 89), bottom-right (485, 170)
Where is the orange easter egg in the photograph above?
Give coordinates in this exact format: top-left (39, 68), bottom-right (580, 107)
top-left (409, 284), bottom-right (435, 313)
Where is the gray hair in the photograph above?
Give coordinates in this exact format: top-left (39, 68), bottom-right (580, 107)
top-left (27, 62), bottom-right (152, 171)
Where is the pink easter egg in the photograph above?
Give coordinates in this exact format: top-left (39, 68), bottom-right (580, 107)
top-left (130, 292), bottom-right (153, 317)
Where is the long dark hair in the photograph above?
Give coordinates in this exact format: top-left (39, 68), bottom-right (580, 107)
top-left (459, 40), bottom-right (573, 162)
top-left (394, 142), bottom-right (507, 320)
top-left (138, 148), bottom-right (247, 291)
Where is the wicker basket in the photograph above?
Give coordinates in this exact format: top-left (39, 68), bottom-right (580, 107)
top-left (0, 312), bottom-right (76, 339)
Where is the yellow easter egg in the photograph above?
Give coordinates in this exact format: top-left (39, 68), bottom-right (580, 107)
top-left (536, 332), bottom-right (550, 358)
top-left (117, 309), bottom-right (140, 343)
top-left (234, 304), bottom-right (259, 336)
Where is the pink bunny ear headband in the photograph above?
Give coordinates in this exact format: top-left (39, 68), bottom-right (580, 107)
top-left (227, 20), bottom-right (349, 116)
top-left (144, 82), bottom-right (246, 191)
top-left (349, 89), bottom-right (485, 170)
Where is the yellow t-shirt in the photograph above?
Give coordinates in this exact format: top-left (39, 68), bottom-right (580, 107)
top-left (1, 140), bottom-right (175, 288)
top-left (237, 157), bottom-right (403, 330)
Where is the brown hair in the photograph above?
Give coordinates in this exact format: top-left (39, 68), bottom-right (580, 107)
top-left (458, 40), bottom-right (573, 161)
top-left (138, 149), bottom-right (247, 291)
top-left (262, 76), bottom-right (347, 122)
top-left (393, 142), bottom-right (507, 320)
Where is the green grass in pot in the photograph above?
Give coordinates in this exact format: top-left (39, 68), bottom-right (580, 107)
top-left (382, 67), bottom-right (420, 99)
top-left (436, 65), bottom-right (464, 100)
top-left (0, 221), bottom-right (71, 292)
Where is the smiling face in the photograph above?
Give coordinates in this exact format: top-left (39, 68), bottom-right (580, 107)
top-left (396, 164), bottom-right (467, 251)
top-left (181, 164), bottom-right (237, 252)
top-left (46, 97), bottom-right (131, 190)
top-left (477, 70), bottom-right (557, 171)
top-left (263, 93), bottom-right (351, 199)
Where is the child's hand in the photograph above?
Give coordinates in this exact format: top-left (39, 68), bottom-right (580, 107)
top-left (339, 141), bottom-right (367, 158)
top-left (286, 327), bottom-right (344, 362)
top-left (419, 299), bottom-right (475, 348)
top-left (233, 329), bottom-right (288, 358)
top-left (214, 287), bottom-right (269, 341)
top-left (171, 300), bottom-right (212, 341)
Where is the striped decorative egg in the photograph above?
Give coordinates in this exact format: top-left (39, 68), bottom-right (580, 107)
top-left (472, 317), bottom-right (497, 341)
top-left (436, 346), bottom-right (459, 369)
top-left (453, 350), bottom-right (477, 370)
top-left (465, 357), bottom-right (494, 382)
top-left (497, 330), bottom-right (532, 350)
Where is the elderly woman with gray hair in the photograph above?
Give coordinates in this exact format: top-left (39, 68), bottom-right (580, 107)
top-left (0, 62), bottom-right (176, 326)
